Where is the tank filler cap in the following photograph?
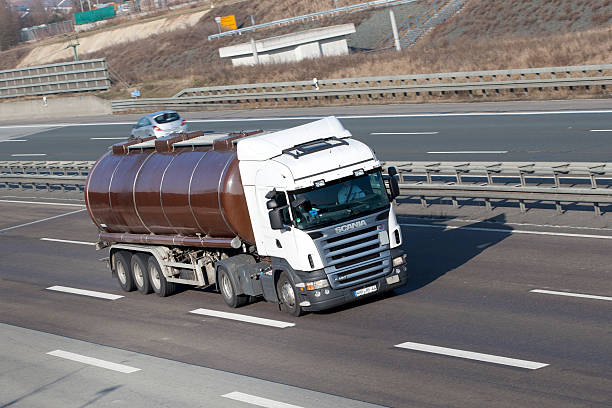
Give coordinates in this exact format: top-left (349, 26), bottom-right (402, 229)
top-left (230, 237), bottom-right (242, 249)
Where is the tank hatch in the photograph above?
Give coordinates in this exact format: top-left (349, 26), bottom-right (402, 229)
top-left (112, 136), bottom-right (155, 155)
top-left (213, 129), bottom-right (264, 151)
top-left (155, 131), bottom-right (204, 152)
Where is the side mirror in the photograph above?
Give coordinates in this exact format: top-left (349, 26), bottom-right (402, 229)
top-left (266, 199), bottom-right (278, 210)
top-left (389, 175), bottom-right (400, 200)
top-left (385, 167), bottom-right (400, 200)
top-left (269, 208), bottom-right (284, 230)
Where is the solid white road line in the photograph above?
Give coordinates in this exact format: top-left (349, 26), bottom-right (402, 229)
top-left (370, 132), bottom-right (439, 135)
top-left (90, 137), bottom-right (128, 140)
top-left (398, 215), bottom-right (612, 232)
top-left (0, 199), bottom-right (85, 207)
top-left (47, 350), bottom-right (139, 373)
top-left (589, 129), bottom-right (612, 132)
top-left (46, 285), bottom-right (123, 300)
top-left (190, 308), bottom-right (295, 328)
top-left (10, 153), bottom-right (47, 157)
top-left (0, 110), bottom-right (608, 129)
top-left (400, 223), bottom-right (612, 240)
top-left (395, 342), bottom-right (548, 370)
top-left (41, 238), bottom-right (96, 246)
top-left (530, 289), bottom-right (612, 302)
top-left (427, 150), bottom-right (508, 154)
top-left (0, 208), bottom-right (86, 233)
top-left (1, 195), bottom-right (85, 202)
top-left (222, 392), bottom-right (303, 408)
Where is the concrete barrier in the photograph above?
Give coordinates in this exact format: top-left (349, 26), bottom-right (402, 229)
top-left (0, 95), bottom-right (111, 121)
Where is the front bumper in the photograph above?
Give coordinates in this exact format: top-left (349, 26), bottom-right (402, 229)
top-left (298, 263), bottom-right (409, 312)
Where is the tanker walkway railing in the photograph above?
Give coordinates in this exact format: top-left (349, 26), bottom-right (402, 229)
top-left (2, 161), bottom-right (612, 215)
top-left (111, 65), bottom-right (611, 112)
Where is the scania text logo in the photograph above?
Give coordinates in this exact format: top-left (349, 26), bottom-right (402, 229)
top-left (335, 220), bottom-right (366, 234)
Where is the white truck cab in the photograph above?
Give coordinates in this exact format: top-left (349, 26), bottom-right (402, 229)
top-left (236, 117), bottom-right (408, 315)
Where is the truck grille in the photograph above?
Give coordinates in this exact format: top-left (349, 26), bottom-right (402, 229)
top-left (318, 222), bottom-right (391, 289)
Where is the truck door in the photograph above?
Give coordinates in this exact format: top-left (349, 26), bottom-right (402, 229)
top-left (254, 171), bottom-right (298, 262)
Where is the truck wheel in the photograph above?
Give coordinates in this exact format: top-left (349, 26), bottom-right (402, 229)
top-left (114, 250), bottom-right (135, 292)
top-left (131, 253), bottom-right (152, 294)
top-left (276, 272), bottom-right (303, 317)
top-left (147, 256), bottom-right (176, 297)
top-left (218, 266), bottom-right (248, 308)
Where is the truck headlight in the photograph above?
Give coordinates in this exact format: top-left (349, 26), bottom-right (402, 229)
top-left (392, 255), bottom-right (406, 267)
top-left (306, 279), bottom-right (329, 291)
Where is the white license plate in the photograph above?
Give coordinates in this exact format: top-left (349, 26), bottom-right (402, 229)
top-left (354, 285), bottom-right (377, 297)
top-left (386, 275), bottom-right (400, 285)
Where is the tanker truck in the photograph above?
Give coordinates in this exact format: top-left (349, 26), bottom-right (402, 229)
top-left (85, 117), bottom-right (408, 316)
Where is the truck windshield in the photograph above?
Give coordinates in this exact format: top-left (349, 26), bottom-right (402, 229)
top-left (289, 171), bottom-right (389, 230)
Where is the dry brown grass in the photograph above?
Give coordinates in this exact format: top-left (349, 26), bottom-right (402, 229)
top-left (95, 24), bottom-right (611, 98)
top-left (2, 0), bottom-right (611, 101)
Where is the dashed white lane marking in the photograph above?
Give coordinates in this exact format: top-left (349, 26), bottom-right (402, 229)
top-left (46, 285), bottom-right (123, 300)
top-left (190, 308), bottom-right (295, 329)
top-left (10, 153), bottom-right (47, 157)
top-left (589, 129), bottom-right (612, 132)
top-left (0, 199), bottom-right (85, 207)
top-left (400, 223), bottom-right (612, 240)
top-left (531, 289), bottom-right (612, 302)
top-left (41, 238), bottom-right (95, 246)
top-left (370, 132), bottom-right (439, 135)
top-left (395, 342), bottom-right (549, 370)
top-left (0, 209), bottom-right (86, 233)
top-left (222, 392), bottom-right (303, 408)
top-left (0, 139), bottom-right (27, 142)
top-left (427, 150), bottom-right (508, 154)
top-left (90, 137), bottom-right (128, 140)
top-left (47, 350), bottom-right (139, 373)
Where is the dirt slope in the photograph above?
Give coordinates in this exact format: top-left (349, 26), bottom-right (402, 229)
top-left (17, 9), bottom-right (210, 67)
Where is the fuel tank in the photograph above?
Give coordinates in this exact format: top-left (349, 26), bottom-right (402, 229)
top-left (84, 131), bottom-right (256, 246)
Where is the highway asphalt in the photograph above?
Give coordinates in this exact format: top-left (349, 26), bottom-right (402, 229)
top-left (0, 189), bottom-right (611, 407)
top-left (1, 99), bottom-right (611, 407)
top-left (0, 99), bottom-right (611, 162)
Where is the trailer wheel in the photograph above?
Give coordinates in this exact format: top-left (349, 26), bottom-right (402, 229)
top-left (218, 266), bottom-right (248, 308)
top-left (131, 253), bottom-right (152, 294)
top-left (147, 256), bottom-right (176, 297)
top-left (114, 250), bottom-right (135, 292)
top-left (276, 272), bottom-right (303, 317)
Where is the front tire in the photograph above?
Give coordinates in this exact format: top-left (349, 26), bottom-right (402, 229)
top-left (218, 266), bottom-right (248, 308)
top-left (276, 272), bottom-right (303, 316)
top-left (147, 256), bottom-right (176, 297)
top-left (114, 250), bottom-right (135, 292)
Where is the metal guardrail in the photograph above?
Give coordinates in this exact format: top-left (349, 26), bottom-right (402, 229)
top-left (0, 59), bottom-right (110, 99)
top-left (384, 161), bottom-right (612, 215)
top-left (112, 65), bottom-right (611, 112)
top-left (0, 161), bottom-right (93, 192)
top-left (2, 161), bottom-right (611, 215)
top-left (0, 160), bottom-right (94, 175)
top-left (208, 0), bottom-right (418, 40)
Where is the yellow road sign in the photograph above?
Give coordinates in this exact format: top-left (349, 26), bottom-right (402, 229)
top-left (220, 15), bottom-right (237, 30)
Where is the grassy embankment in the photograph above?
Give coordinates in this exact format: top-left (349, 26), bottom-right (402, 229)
top-left (1, 0), bottom-right (611, 102)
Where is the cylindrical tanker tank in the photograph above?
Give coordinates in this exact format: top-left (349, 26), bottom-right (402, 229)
top-left (84, 131), bottom-right (256, 248)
